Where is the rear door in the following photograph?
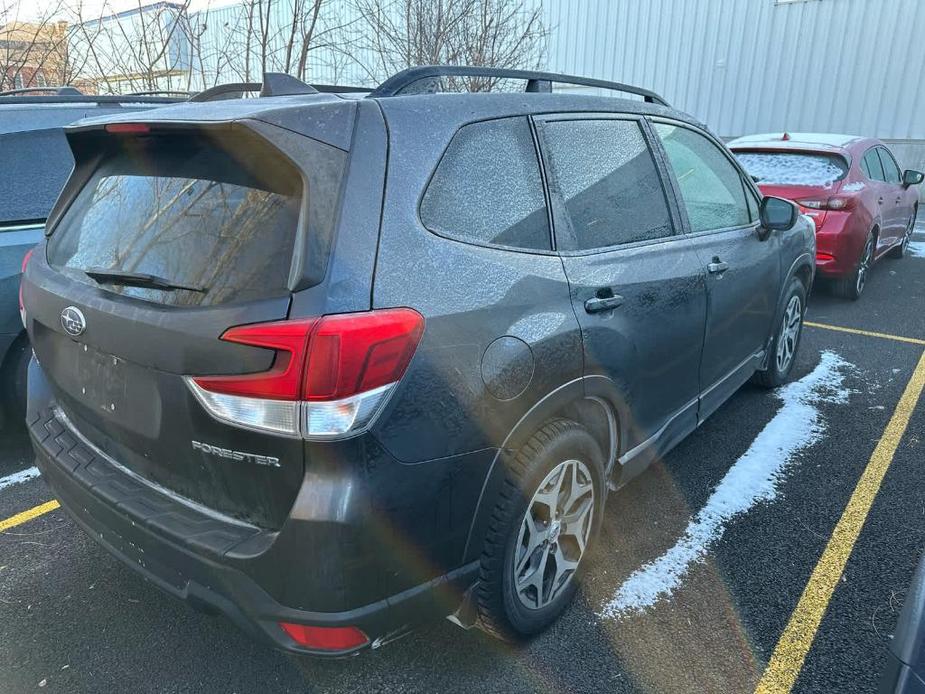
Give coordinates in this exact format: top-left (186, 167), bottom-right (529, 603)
top-left (25, 123), bottom-right (349, 528)
top-left (535, 114), bottom-right (707, 458)
top-left (651, 120), bottom-right (779, 421)
top-left (861, 147), bottom-right (893, 252)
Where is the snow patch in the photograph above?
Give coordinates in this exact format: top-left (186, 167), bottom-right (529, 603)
top-left (0, 466), bottom-right (40, 491)
top-left (841, 181), bottom-right (866, 193)
top-left (600, 351), bottom-right (854, 619)
top-left (735, 152), bottom-right (846, 187)
top-left (907, 239), bottom-right (925, 258)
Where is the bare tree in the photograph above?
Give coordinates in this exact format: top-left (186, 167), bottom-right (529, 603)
top-left (346, 0), bottom-right (547, 89)
top-left (0, 0), bottom-right (73, 91)
top-left (68, 0), bottom-right (196, 94)
top-left (193, 0), bottom-right (352, 88)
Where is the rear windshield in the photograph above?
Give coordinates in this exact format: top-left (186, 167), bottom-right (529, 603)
top-left (733, 151), bottom-right (849, 187)
top-left (47, 129), bottom-right (303, 307)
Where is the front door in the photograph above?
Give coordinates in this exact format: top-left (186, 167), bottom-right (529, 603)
top-left (651, 120), bottom-right (781, 421)
top-left (876, 146), bottom-right (907, 245)
top-left (535, 115), bottom-right (707, 461)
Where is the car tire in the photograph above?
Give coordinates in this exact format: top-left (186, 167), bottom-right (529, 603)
top-left (834, 231), bottom-right (876, 301)
top-left (754, 277), bottom-right (806, 389)
top-left (476, 419), bottom-right (604, 641)
top-left (889, 207), bottom-right (917, 259)
top-left (1, 334), bottom-right (31, 429)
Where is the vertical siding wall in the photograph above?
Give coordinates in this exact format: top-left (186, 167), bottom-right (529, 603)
top-left (542, 0), bottom-right (925, 141)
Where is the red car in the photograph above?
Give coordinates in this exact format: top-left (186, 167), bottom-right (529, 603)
top-left (729, 133), bottom-right (923, 299)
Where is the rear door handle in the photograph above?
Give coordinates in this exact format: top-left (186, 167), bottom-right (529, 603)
top-left (584, 295), bottom-right (624, 313)
top-left (708, 260), bottom-right (729, 274)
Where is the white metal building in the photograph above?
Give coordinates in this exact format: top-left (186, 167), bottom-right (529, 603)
top-left (541, 0), bottom-right (925, 173)
top-left (71, 0), bottom-right (925, 169)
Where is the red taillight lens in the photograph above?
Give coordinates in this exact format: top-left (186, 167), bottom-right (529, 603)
top-left (797, 196), bottom-right (855, 212)
top-left (19, 248), bottom-right (34, 327)
top-left (279, 623), bottom-right (369, 651)
top-left (304, 310), bottom-right (424, 400)
top-left (816, 252), bottom-right (835, 262)
top-left (192, 318), bottom-right (318, 400)
top-left (105, 123), bottom-right (151, 134)
top-left (188, 309), bottom-right (424, 438)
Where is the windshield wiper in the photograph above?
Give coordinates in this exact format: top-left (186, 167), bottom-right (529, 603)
top-left (84, 268), bottom-right (207, 293)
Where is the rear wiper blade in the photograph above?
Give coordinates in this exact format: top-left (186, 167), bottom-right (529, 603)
top-left (84, 268), bottom-right (207, 293)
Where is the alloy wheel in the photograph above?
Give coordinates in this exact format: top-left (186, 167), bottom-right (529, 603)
top-left (856, 237), bottom-right (874, 295)
top-left (902, 217), bottom-right (915, 252)
top-left (776, 294), bottom-right (802, 373)
top-left (513, 459), bottom-right (594, 610)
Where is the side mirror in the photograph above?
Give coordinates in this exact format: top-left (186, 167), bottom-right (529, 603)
top-left (903, 169), bottom-right (924, 188)
top-left (760, 196), bottom-right (799, 232)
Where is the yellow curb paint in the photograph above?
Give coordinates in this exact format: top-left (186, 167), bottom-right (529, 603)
top-left (805, 321), bottom-right (925, 347)
top-left (755, 349), bottom-right (925, 693)
top-left (0, 500), bottom-right (60, 533)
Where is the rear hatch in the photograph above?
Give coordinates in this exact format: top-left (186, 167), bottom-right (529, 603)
top-left (732, 148), bottom-right (849, 228)
top-left (25, 117), bottom-right (350, 528)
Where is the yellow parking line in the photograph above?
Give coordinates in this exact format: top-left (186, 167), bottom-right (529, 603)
top-left (755, 349), bottom-right (925, 693)
top-left (0, 500), bottom-right (60, 533)
top-left (805, 321), bottom-right (925, 347)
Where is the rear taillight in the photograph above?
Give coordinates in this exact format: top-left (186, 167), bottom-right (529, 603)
top-left (19, 248), bottom-right (34, 328)
top-left (279, 623), bottom-right (369, 651)
top-left (797, 196), bottom-right (855, 211)
top-left (186, 308), bottom-right (424, 439)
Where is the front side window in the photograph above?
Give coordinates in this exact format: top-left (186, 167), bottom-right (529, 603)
top-left (420, 117), bottom-right (550, 251)
top-left (655, 123), bottom-right (752, 233)
top-left (862, 149), bottom-right (886, 182)
top-left (540, 118), bottom-right (673, 250)
top-left (877, 147), bottom-right (901, 184)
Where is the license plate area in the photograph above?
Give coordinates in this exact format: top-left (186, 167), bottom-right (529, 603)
top-left (33, 323), bottom-right (163, 438)
top-left (76, 343), bottom-right (129, 415)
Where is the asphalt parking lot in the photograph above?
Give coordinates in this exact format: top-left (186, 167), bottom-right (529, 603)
top-left (2, 226), bottom-right (924, 694)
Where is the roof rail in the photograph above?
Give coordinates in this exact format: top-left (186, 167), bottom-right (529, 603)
top-left (312, 83), bottom-right (370, 94)
top-left (128, 89), bottom-right (192, 97)
top-left (367, 65), bottom-right (670, 106)
top-left (0, 93), bottom-right (186, 105)
top-left (191, 72), bottom-right (318, 102)
top-left (0, 86), bottom-right (83, 97)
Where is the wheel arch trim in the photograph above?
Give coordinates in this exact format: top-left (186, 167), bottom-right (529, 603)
top-left (461, 375), bottom-right (624, 563)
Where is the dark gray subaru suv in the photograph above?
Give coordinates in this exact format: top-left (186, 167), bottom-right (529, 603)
top-left (21, 67), bottom-right (815, 656)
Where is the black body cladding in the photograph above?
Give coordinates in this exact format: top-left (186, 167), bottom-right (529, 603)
top-left (22, 69), bottom-right (816, 655)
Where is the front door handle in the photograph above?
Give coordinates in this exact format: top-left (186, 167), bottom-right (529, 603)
top-left (708, 260), bottom-right (729, 274)
top-left (585, 295), bottom-right (624, 313)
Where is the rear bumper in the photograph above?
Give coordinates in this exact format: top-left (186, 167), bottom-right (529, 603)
top-left (28, 383), bottom-right (480, 657)
top-left (815, 211), bottom-right (869, 277)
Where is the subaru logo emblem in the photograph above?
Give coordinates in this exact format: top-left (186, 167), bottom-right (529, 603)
top-left (60, 306), bottom-right (86, 337)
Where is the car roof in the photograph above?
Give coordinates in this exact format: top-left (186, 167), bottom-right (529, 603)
top-left (728, 132), bottom-right (879, 154)
top-left (66, 89), bottom-right (703, 153)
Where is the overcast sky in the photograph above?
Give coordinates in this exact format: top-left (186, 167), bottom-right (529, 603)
top-left (6, 0), bottom-right (240, 21)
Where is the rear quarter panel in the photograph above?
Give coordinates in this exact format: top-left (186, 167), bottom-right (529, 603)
top-left (369, 102), bottom-right (584, 465)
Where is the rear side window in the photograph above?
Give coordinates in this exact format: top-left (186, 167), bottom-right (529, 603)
top-left (420, 117), bottom-right (550, 251)
top-left (539, 119), bottom-right (673, 250)
top-left (734, 151), bottom-right (848, 187)
top-left (877, 147), bottom-right (901, 184)
top-left (47, 128), bottom-right (332, 307)
top-left (655, 123), bottom-right (752, 233)
top-left (862, 149), bottom-right (886, 182)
